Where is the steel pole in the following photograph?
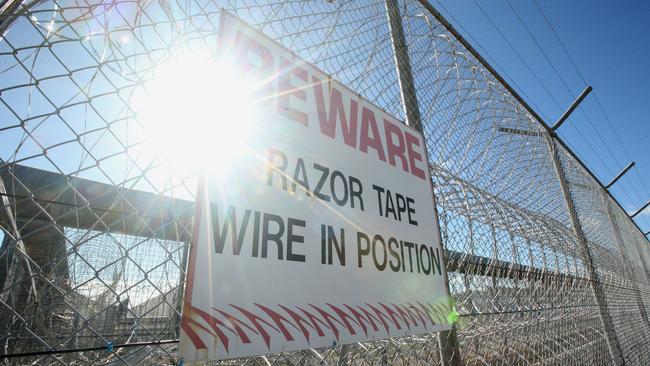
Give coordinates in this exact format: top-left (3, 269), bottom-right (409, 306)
top-left (547, 138), bottom-right (624, 365)
top-left (631, 200), bottom-right (650, 219)
top-left (385, 0), bottom-right (423, 132)
top-left (385, 1), bottom-right (461, 365)
top-left (605, 162), bottom-right (635, 189)
top-left (602, 190), bottom-right (650, 332)
top-left (414, 0), bottom-right (648, 245)
top-left (551, 86), bottom-right (592, 131)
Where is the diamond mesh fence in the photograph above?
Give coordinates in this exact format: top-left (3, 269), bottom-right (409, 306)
top-left (0, 0), bottom-right (648, 365)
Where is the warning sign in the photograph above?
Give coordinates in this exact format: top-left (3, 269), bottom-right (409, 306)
top-left (180, 11), bottom-right (452, 362)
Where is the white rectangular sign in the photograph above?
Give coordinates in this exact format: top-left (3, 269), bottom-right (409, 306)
top-left (180, 11), bottom-right (452, 362)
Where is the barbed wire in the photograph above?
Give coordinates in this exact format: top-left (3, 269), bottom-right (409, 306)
top-left (0, 0), bottom-right (648, 365)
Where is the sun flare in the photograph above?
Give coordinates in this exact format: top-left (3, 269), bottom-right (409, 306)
top-left (132, 48), bottom-right (257, 175)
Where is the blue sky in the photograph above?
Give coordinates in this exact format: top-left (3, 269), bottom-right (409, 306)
top-left (432, 0), bottom-right (650, 236)
top-left (0, 0), bottom-right (647, 245)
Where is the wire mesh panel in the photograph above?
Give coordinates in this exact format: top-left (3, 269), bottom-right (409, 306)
top-left (610, 199), bottom-right (650, 362)
top-left (399, 1), bottom-right (623, 365)
top-left (557, 144), bottom-right (650, 365)
top-left (0, 0), bottom-right (648, 365)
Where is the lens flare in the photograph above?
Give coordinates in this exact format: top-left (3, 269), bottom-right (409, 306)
top-left (132, 48), bottom-right (257, 175)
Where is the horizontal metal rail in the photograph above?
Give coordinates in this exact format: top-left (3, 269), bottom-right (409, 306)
top-left (1, 163), bottom-right (597, 287)
top-left (415, 0), bottom-right (649, 244)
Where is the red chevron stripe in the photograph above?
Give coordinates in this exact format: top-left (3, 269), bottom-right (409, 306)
top-left (182, 301), bottom-right (448, 353)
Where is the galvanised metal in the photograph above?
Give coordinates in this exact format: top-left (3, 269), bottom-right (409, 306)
top-left (0, 0), bottom-right (648, 365)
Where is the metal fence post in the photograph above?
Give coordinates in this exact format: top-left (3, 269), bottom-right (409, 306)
top-left (384, 1), bottom-right (461, 365)
top-left (175, 241), bottom-right (191, 338)
top-left (337, 344), bottom-right (350, 366)
top-left (602, 192), bottom-right (650, 331)
top-left (631, 238), bottom-right (650, 286)
top-left (384, 0), bottom-right (422, 132)
top-left (547, 138), bottom-right (625, 365)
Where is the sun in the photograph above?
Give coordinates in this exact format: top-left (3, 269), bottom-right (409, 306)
top-left (131, 47), bottom-right (258, 176)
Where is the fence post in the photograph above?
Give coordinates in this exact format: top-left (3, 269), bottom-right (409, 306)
top-left (175, 241), bottom-right (191, 337)
top-left (547, 138), bottom-right (625, 365)
top-left (384, 1), bottom-right (461, 365)
top-left (631, 237), bottom-right (650, 287)
top-left (602, 192), bottom-right (650, 331)
top-left (337, 344), bottom-right (351, 366)
top-left (384, 0), bottom-right (422, 132)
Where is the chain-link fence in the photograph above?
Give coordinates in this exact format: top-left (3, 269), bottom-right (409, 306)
top-left (0, 0), bottom-right (648, 364)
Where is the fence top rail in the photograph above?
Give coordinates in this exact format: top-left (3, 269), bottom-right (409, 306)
top-left (414, 0), bottom-right (648, 244)
top-left (0, 0), bottom-right (643, 243)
